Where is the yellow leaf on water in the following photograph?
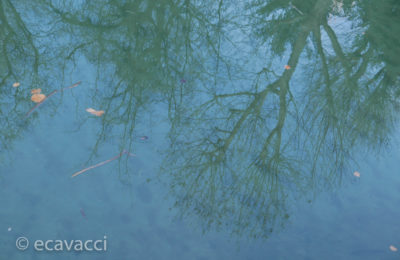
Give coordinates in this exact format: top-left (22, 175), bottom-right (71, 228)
top-left (86, 108), bottom-right (105, 117)
top-left (31, 88), bottom-right (42, 94)
top-left (31, 94), bottom-right (46, 103)
top-left (12, 82), bottom-right (20, 88)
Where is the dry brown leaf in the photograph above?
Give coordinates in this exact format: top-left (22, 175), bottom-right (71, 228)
top-left (31, 94), bottom-right (46, 103)
top-left (93, 110), bottom-right (105, 117)
top-left (86, 108), bottom-right (105, 117)
top-left (31, 88), bottom-right (42, 94)
top-left (12, 82), bottom-right (20, 88)
top-left (284, 65), bottom-right (291, 70)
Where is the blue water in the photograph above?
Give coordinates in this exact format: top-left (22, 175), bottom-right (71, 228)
top-left (1, 0), bottom-right (400, 259)
top-left (2, 111), bottom-right (400, 259)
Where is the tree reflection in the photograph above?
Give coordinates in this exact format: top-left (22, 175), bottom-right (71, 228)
top-left (46, 0), bottom-right (221, 152)
top-left (1, 0), bottom-right (399, 239)
top-left (40, 0), bottom-right (240, 182)
top-left (163, 0), bottom-right (400, 238)
top-left (0, 0), bottom-right (41, 152)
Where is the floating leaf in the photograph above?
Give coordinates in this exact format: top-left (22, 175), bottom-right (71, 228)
top-left (390, 245), bottom-right (398, 252)
top-left (12, 82), bottom-right (20, 88)
top-left (284, 65), bottom-right (291, 70)
top-left (25, 81), bottom-right (81, 118)
top-left (353, 171), bottom-right (361, 177)
top-left (31, 93), bottom-right (46, 103)
top-left (30, 88), bottom-right (42, 94)
top-left (86, 108), bottom-right (105, 117)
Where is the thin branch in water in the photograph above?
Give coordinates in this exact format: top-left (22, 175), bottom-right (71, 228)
top-left (71, 150), bottom-right (136, 178)
top-left (290, 2), bottom-right (304, 15)
top-left (25, 81), bottom-right (82, 117)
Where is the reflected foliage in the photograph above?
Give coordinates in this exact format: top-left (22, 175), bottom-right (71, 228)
top-left (0, 0), bottom-right (41, 152)
top-left (163, 0), bottom-right (400, 238)
top-left (0, 0), bottom-right (399, 239)
top-left (45, 0), bottom-right (231, 157)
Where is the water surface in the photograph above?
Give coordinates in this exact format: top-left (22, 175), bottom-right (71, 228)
top-left (0, 0), bottom-right (399, 259)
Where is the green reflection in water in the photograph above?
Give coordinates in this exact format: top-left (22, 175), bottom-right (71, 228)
top-left (0, 0), bottom-right (399, 240)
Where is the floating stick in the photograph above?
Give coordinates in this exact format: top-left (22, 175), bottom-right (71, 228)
top-left (71, 150), bottom-right (136, 178)
top-left (290, 2), bottom-right (304, 15)
top-left (25, 81), bottom-right (82, 117)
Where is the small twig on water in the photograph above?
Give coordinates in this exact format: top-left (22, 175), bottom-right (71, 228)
top-left (71, 150), bottom-right (136, 178)
top-left (290, 2), bottom-right (304, 15)
top-left (25, 81), bottom-right (82, 117)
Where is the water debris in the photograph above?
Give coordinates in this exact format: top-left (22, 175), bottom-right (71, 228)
top-left (71, 150), bottom-right (136, 178)
top-left (86, 108), bottom-right (105, 117)
top-left (12, 82), bottom-right (20, 88)
top-left (353, 171), bottom-right (361, 178)
top-left (390, 245), bottom-right (398, 252)
top-left (289, 2), bottom-right (304, 15)
top-left (30, 88), bottom-right (42, 94)
top-left (284, 65), bottom-right (291, 70)
top-left (31, 93), bottom-right (46, 103)
top-left (25, 81), bottom-right (81, 117)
